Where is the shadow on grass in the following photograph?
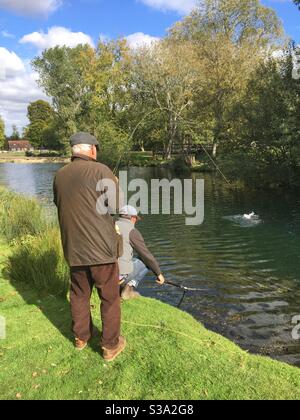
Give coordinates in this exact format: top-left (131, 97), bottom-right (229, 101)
top-left (3, 250), bottom-right (102, 355)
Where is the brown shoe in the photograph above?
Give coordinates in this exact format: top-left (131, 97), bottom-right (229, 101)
top-left (75, 327), bottom-right (98, 351)
top-left (102, 336), bottom-right (127, 362)
top-left (121, 285), bottom-right (141, 301)
top-left (75, 338), bottom-right (88, 351)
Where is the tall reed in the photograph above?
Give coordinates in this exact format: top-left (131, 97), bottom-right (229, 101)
top-left (0, 187), bottom-right (69, 297)
top-left (0, 187), bottom-right (48, 242)
top-left (7, 228), bottom-right (70, 297)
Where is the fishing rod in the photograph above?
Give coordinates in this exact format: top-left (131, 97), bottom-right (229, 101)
top-left (164, 280), bottom-right (205, 309)
top-left (165, 280), bottom-right (204, 292)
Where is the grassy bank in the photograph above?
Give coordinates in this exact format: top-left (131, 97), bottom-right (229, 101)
top-left (0, 156), bottom-right (69, 164)
top-left (127, 152), bottom-right (214, 174)
top-left (0, 150), bottom-right (213, 173)
top-left (1, 188), bottom-right (300, 400)
top-left (2, 243), bottom-right (300, 400)
top-left (0, 188), bottom-right (69, 296)
top-left (0, 188), bottom-right (47, 242)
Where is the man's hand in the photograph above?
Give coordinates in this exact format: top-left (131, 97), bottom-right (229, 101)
top-left (156, 274), bottom-right (165, 286)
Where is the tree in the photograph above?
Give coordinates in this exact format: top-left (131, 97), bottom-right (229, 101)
top-left (33, 41), bottom-right (133, 163)
top-left (294, 0), bottom-right (300, 9)
top-left (28, 100), bottom-right (53, 122)
top-left (30, 2), bottom-right (298, 188)
top-left (0, 116), bottom-right (5, 150)
top-left (33, 45), bottom-right (94, 149)
top-left (131, 40), bottom-right (199, 159)
top-left (42, 123), bottom-right (62, 150)
top-left (221, 42), bottom-right (300, 187)
top-left (10, 125), bottom-right (20, 140)
top-left (169, 0), bottom-right (283, 157)
top-left (27, 100), bottom-right (54, 149)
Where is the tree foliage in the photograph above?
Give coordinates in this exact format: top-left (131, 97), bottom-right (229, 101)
top-left (0, 116), bottom-right (5, 150)
top-left (220, 43), bottom-right (300, 187)
top-left (27, 100), bottom-right (55, 149)
top-left (131, 39), bottom-right (199, 158)
top-left (33, 41), bottom-right (132, 159)
top-left (30, 0), bottom-right (300, 187)
top-left (169, 0), bottom-right (283, 157)
top-left (10, 125), bottom-right (20, 140)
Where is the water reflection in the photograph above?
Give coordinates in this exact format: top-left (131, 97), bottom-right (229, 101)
top-left (0, 163), bottom-right (63, 204)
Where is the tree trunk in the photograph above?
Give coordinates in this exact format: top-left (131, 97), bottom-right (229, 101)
top-left (213, 101), bottom-right (223, 160)
top-left (140, 141), bottom-right (145, 152)
top-left (212, 142), bottom-right (218, 159)
top-left (186, 154), bottom-right (196, 167)
top-left (165, 114), bottom-right (177, 160)
top-left (165, 140), bottom-right (173, 160)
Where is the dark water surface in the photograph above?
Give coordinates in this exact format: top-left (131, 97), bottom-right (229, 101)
top-left (1, 163), bottom-right (300, 365)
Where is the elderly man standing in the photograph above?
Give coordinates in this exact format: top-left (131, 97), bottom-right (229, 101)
top-left (53, 132), bottom-right (126, 362)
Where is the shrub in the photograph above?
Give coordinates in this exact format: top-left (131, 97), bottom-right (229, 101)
top-left (0, 188), bottom-right (68, 296)
top-left (0, 188), bottom-right (48, 242)
top-left (25, 151), bottom-right (65, 158)
top-left (169, 155), bottom-right (191, 175)
top-left (7, 228), bottom-right (69, 297)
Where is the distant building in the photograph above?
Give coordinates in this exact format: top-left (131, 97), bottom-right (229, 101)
top-left (8, 140), bottom-right (34, 152)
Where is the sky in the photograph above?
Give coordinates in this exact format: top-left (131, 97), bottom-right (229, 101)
top-left (0, 0), bottom-right (299, 135)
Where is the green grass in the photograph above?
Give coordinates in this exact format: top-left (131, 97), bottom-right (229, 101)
top-left (1, 187), bottom-right (300, 400)
top-left (0, 189), bottom-right (68, 297)
top-left (0, 188), bottom-right (48, 243)
top-left (127, 151), bottom-right (168, 168)
top-left (127, 152), bottom-right (214, 173)
top-left (0, 152), bottom-right (68, 163)
top-left (7, 227), bottom-right (70, 297)
top-left (1, 241), bottom-right (300, 400)
top-left (0, 152), bottom-right (26, 158)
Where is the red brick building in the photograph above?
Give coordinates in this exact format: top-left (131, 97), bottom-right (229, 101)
top-left (8, 140), bottom-right (34, 152)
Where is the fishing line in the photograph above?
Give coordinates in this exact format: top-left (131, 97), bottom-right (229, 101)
top-left (122, 320), bottom-right (239, 356)
top-left (177, 291), bottom-right (187, 309)
top-left (179, 119), bottom-right (231, 186)
top-left (113, 108), bottom-right (165, 175)
top-left (122, 320), bottom-right (206, 346)
top-left (164, 280), bottom-right (204, 308)
top-left (113, 107), bottom-right (232, 186)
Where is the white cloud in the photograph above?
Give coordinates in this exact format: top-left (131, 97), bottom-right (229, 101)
top-left (126, 32), bottom-right (160, 49)
top-left (1, 30), bottom-right (15, 39)
top-left (0, 0), bottom-right (62, 16)
top-left (0, 48), bottom-right (48, 134)
top-left (20, 26), bottom-right (95, 51)
top-left (0, 47), bottom-right (25, 78)
top-left (138, 0), bottom-right (197, 14)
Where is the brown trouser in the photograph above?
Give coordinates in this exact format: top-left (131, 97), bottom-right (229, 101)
top-left (70, 263), bottom-right (121, 349)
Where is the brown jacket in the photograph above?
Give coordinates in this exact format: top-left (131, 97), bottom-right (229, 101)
top-left (53, 154), bottom-right (121, 267)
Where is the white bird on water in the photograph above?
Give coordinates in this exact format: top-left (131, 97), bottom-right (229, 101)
top-left (243, 212), bottom-right (256, 220)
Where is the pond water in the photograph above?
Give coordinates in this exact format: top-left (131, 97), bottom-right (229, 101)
top-left (1, 162), bottom-right (300, 365)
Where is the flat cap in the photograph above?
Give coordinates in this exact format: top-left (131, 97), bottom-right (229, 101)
top-left (70, 132), bottom-right (99, 148)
